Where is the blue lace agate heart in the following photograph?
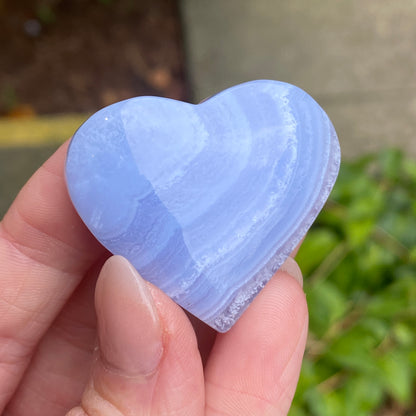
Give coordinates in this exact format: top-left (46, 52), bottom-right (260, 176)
top-left (66, 80), bottom-right (340, 332)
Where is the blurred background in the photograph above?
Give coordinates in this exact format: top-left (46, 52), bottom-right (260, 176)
top-left (1, 0), bottom-right (416, 414)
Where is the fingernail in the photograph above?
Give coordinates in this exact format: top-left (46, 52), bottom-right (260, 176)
top-left (280, 256), bottom-right (303, 288)
top-left (95, 255), bottom-right (163, 376)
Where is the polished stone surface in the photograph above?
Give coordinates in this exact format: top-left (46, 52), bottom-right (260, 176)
top-left (65, 80), bottom-right (340, 332)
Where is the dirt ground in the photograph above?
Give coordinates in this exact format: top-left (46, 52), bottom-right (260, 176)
top-left (0, 0), bottom-right (189, 216)
top-left (0, 0), bottom-right (189, 116)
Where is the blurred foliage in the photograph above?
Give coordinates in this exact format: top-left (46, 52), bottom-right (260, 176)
top-left (0, 85), bottom-right (18, 113)
top-left (290, 149), bottom-right (416, 416)
top-left (35, 3), bottom-right (56, 24)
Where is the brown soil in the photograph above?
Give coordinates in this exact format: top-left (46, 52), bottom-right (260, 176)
top-left (0, 0), bottom-right (189, 116)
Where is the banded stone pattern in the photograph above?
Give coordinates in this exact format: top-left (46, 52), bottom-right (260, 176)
top-left (66, 80), bottom-right (340, 332)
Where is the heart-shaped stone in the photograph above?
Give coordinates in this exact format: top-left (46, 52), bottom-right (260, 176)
top-left (65, 80), bottom-right (340, 332)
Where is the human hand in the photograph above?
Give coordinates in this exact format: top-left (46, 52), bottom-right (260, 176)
top-left (0, 141), bottom-right (308, 415)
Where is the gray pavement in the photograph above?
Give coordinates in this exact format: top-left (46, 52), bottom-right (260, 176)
top-left (0, 145), bottom-right (58, 218)
top-left (181, 0), bottom-right (416, 159)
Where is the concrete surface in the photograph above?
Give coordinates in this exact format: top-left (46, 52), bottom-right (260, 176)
top-left (0, 114), bottom-right (83, 218)
top-left (0, 145), bottom-right (58, 217)
top-left (181, 0), bottom-right (416, 158)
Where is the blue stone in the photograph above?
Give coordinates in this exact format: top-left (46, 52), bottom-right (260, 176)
top-left (65, 80), bottom-right (340, 332)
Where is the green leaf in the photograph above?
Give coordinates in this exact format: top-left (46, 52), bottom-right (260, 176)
top-left (345, 217), bottom-right (375, 248)
top-left (379, 209), bottom-right (416, 247)
top-left (355, 241), bottom-right (396, 286)
top-left (307, 281), bottom-right (349, 336)
top-left (287, 403), bottom-right (307, 416)
top-left (392, 322), bottom-right (415, 347)
top-left (378, 351), bottom-right (413, 404)
top-left (346, 188), bottom-right (384, 221)
top-left (378, 148), bottom-right (404, 182)
top-left (366, 276), bottom-right (416, 319)
top-left (402, 157), bottom-right (416, 182)
top-left (297, 228), bottom-right (339, 276)
top-left (303, 389), bottom-right (344, 416)
top-left (344, 375), bottom-right (384, 414)
top-left (366, 292), bottom-right (409, 320)
top-left (409, 246), bottom-right (416, 263)
top-left (326, 324), bottom-right (382, 374)
top-left (36, 4), bottom-right (56, 24)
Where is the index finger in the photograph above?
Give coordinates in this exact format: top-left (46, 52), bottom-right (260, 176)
top-left (0, 140), bottom-right (105, 411)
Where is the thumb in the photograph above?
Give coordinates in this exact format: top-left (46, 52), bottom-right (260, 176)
top-left (67, 255), bottom-right (204, 416)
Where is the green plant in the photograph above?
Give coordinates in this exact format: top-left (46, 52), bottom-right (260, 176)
top-left (290, 149), bottom-right (416, 416)
top-left (36, 3), bottom-right (56, 25)
top-left (0, 85), bottom-right (18, 114)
